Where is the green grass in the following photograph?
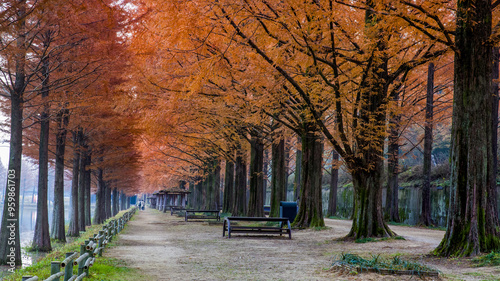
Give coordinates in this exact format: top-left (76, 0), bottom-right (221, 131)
top-left (355, 236), bottom-right (405, 243)
top-left (335, 253), bottom-right (437, 273)
top-left (472, 251), bottom-right (500, 267)
top-left (2, 208), bottom-right (147, 281)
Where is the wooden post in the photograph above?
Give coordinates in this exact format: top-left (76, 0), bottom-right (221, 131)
top-left (64, 252), bottom-right (74, 281)
top-left (51, 261), bottom-right (61, 281)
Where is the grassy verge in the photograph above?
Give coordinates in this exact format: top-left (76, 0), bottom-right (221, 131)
top-left (3, 209), bottom-right (149, 281)
top-left (472, 251), bottom-right (500, 267)
top-left (333, 252), bottom-right (439, 275)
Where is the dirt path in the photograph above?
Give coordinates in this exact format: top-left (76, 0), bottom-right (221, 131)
top-left (106, 208), bottom-right (500, 280)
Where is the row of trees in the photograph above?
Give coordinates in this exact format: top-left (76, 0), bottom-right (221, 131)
top-left (0, 0), bottom-right (498, 267)
top-left (130, 0), bottom-right (500, 257)
top-left (0, 0), bottom-right (142, 266)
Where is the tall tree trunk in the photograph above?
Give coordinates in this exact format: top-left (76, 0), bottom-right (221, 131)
top-left (105, 179), bottom-right (112, 219)
top-left (270, 138), bottom-right (287, 217)
top-left (263, 149), bottom-right (268, 205)
top-left (294, 129), bottom-right (325, 228)
top-left (51, 108), bottom-right (69, 242)
top-left (194, 180), bottom-right (202, 209)
top-left (385, 87), bottom-right (402, 223)
top-left (420, 62), bottom-right (435, 226)
top-left (248, 135), bottom-right (265, 217)
top-left (84, 154), bottom-right (91, 226)
top-left (32, 37), bottom-right (51, 252)
top-left (214, 163), bottom-right (221, 210)
top-left (232, 153), bottom-right (247, 216)
top-left (93, 168), bottom-right (106, 225)
top-left (434, 0), bottom-right (500, 256)
top-left (78, 142), bottom-right (86, 232)
top-left (327, 150), bottom-right (339, 217)
top-left (0, 2), bottom-right (25, 265)
top-left (294, 136), bottom-right (302, 201)
top-left (491, 47), bottom-right (499, 219)
top-left (67, 132), bottom-right (80, 237)
top-left (222, 159), bottom-right (235, 213)
top-left (112, 187), bottom-right (119, 216)
top-left (121, 191), bottom-right (127, 210)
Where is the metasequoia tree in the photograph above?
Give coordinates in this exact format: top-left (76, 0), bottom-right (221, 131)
top-left (420, 62), bottom-right (435, 226)
top-left (206, 0), bottom-right (447, 233)
top-left (0, 0), bottom-right (40, 265)
top-left (397, 0), bottom-right (500, 256)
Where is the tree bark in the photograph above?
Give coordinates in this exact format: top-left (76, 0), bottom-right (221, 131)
top-left (78, 139), bottom-right (86, 232)
top-left (32, 37), bottom-right (51, 251)
top-left (232, 153), bottom-right (247, 216)
top-left (93, 168), bottom-right (106, 225)
top-left (51, 108), bottom-right (69, 242)
top-left (105, 178), bottom-right (112, 219)
top-left (327, 150), bottom-right (339, 217)
top-left (263, 149), bottom-right (268, 205)
top-left (67, 132), bottom-right (80, 237)
top-left (294, 129), bottom-right (325, 228)
top-left (434, 0), bottom-right (500, 256)
top-left (84, 153), bottom-right (91, 226)
top-left (214, 163), bottom-right (221, 210)
top-left (385, 87), bottom-right (402, 223)
top-left (223, 159), bottom-right (234, 213)
top-left (491, 47), bottom-right (499, 220)
top-left (420, 62), bottom-right (435, 226)
top-left (248, 134), bottom-right (265, 217)
top-left (294, 136), bottom-right (302, 201)
top-left (0, 2), bottom-right (25, 265)
top-left (270, 138), bottom-right (287, 217)
top-left (112, 187), bottom-right (119, 216)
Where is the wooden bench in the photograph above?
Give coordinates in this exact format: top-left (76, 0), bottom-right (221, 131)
top-left (223, 217), bottom-right (292, 239)
top-left (170, 206), bottom-right (192, 216)
top-left (185, 210), bottom-right (221, 222)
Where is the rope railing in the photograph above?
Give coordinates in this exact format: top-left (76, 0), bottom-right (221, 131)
top-left (22, 207), bottom-right (137, 281)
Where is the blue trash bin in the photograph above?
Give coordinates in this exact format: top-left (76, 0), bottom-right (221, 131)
top-left (280, 201), bottom-right (298, 222)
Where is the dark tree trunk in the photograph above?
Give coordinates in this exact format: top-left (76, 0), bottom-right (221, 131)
top-left (112, 187), bottom-right (119, 216)
top-left (327, 150), bottom-right (339, 217)
top-left (491, 47), bottom-right (499, 219)
top-left (214, 164), bottom-right (221, 210)
top-left (349, 164), bottom-right (395, 238)
top-left (32, 40), bottom-right (51, 252)
top-left (105, 179), bottom-right (112, 219)
top-left (0, 4), bottom-right (25, 263)
top-left (201, 176), bottom-right (209, 209)
top-left (263, 149), bottom-right (268, 205)
top-left (121, 191), bottom-right (127, 210)
top-left (51, 108), bottom-right (69, 242)
top-left (222, 159), bottom-right (235, 213)
top-left (93, 168), bottom-right (106, 225)
top-left (194, 180), bottom-right (203, 209)
top-left (434, 0), bottom-right (500, 256)
top-left (248, 135), bottom-right (265, 217)
top-left (294, 136), bottom-right (302, 201)
top-left (232, 153), bottom-right (247, 216)
top-left (67, 132), bottom-right (80, 237)
top-left (205, 159), bottom-right (220, 210)
top-left (294, 129), bottom-right (325, 228)
top-left (84, 154), bottom-right (91, 226)
top-left (270, 138), bottom-right (287, 217)
top-left (385, 87), bottom-right (402, 223)
top-left (78, 142), bottom-right (86, 232)
top-left (420, 62), bottom-right (435, 226)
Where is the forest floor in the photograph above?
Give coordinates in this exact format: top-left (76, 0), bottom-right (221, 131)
top-left (105, 208), bottom-right (500, 281)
